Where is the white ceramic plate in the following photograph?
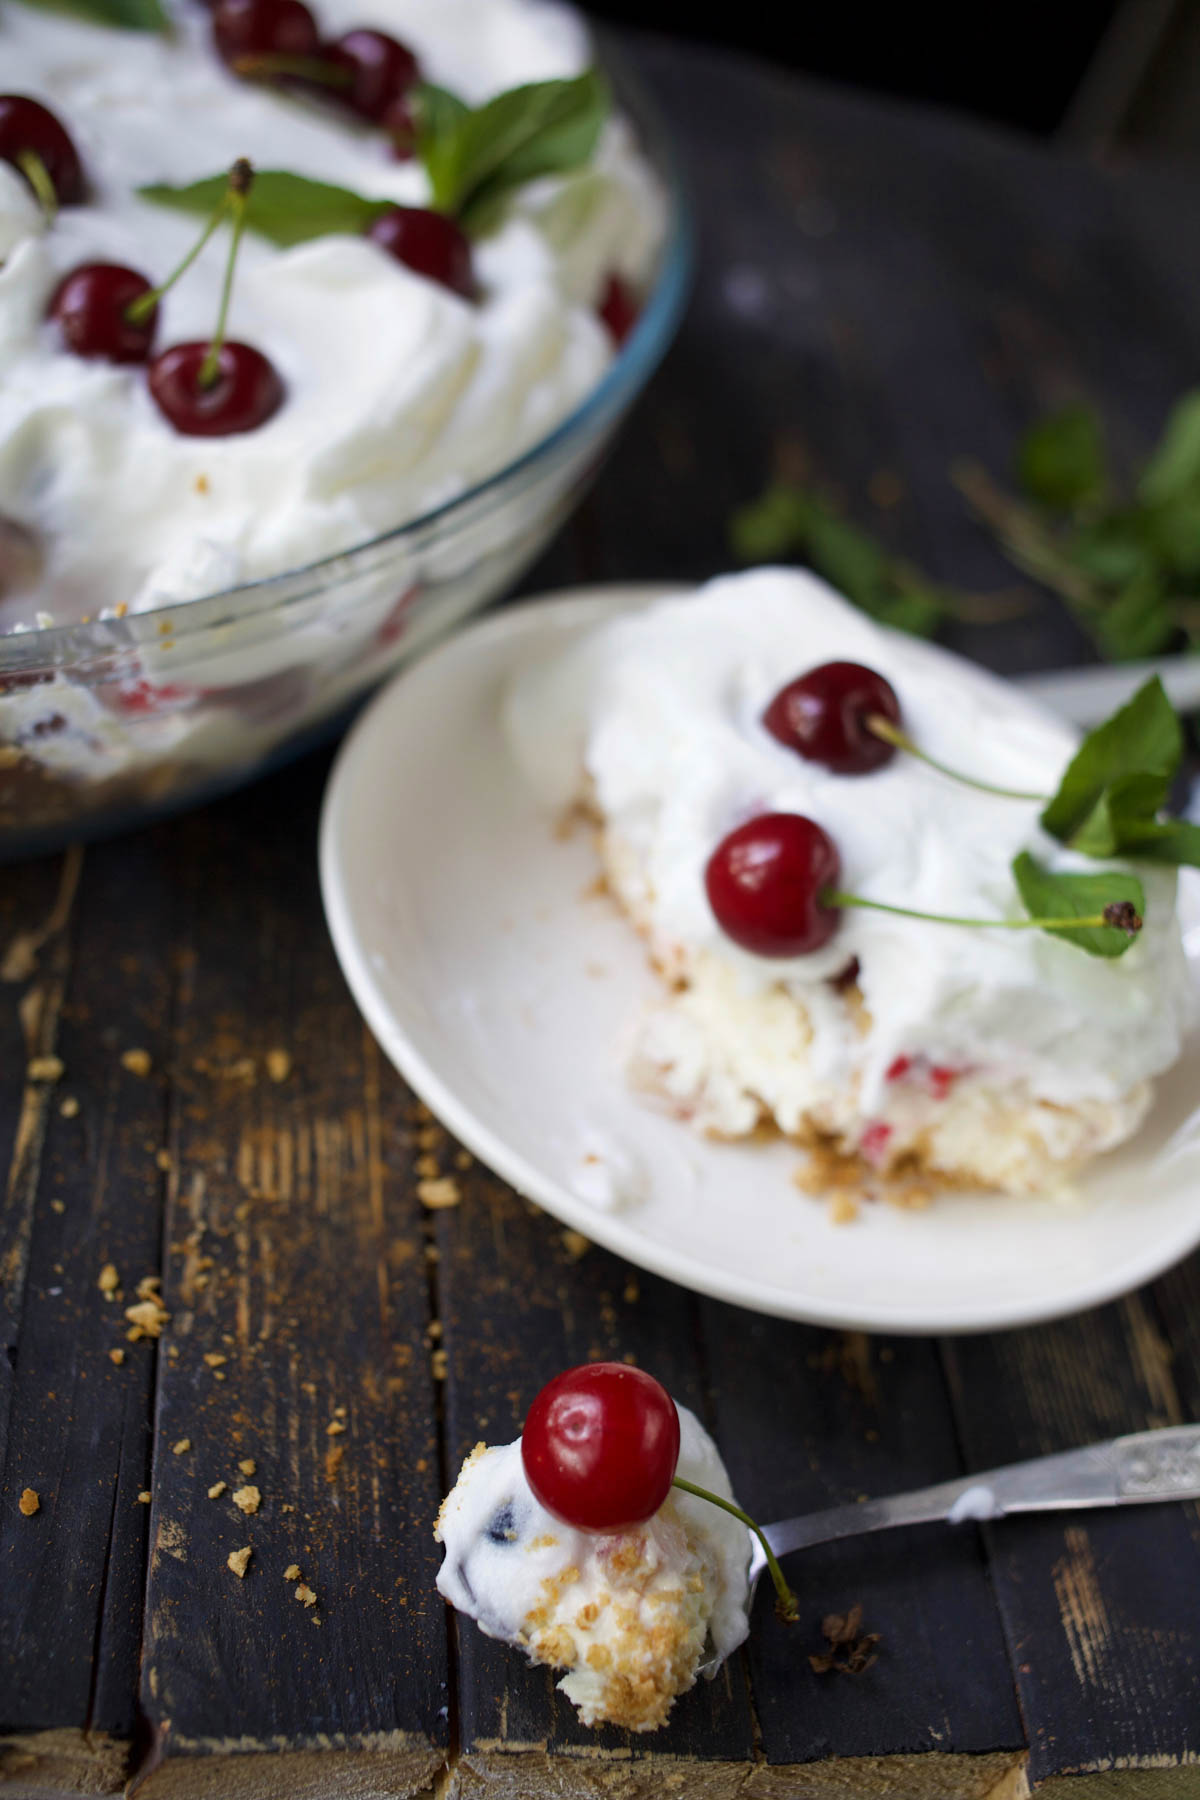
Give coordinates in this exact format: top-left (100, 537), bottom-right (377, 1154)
top-left (319, 586), bottom-right (1200, 1333)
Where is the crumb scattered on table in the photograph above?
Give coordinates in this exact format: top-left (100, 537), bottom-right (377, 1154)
top-left (283, 1563), bottom-right (301, 1581)
top-left (265, 1048), bottom-right (291, 1083)
top-left (232, 1485), bottom-right (261, 1515)
top-left (27, 1055), bottom-right (64, 1082)
top-left (172, 1438), bottom-right (191, 1455)
top-left (203, 1353), bottom-right (227, 1368)
top-left (809, 1603), bottom-right (881, 1676)
top-left (137, 1491), bottom-right (151, 1505)
top-left (207, 1482), bottom-right (227, 1500)
top-left (59, 1096), bottom-right (79, 1119)
top-left (125, 1295), bottom-right (169, 1339)
top-left (98, 1263), bottom-right (120, 1297)
top-left (109, 1348), bottom-right (125, 1367)
top-left (561, 1229), bottom-right (590, 1260)
top-left (326, 1419), bottom-right (345, 1436)
top-left (121, 1048), bottom-right (152, 1077)
top-left (227, 1546), bottom-right (252, 1579)
top-left (294, 1583), bottom-right (317, 1608)
top-left (18, 1488), bottom-right (39, 1517)
top-left (417, 1177), bottom-right (461, 1210)
top-left (238, 1457), bottom-right (256, 1476)
top-left (431, 1348), bottom-right (448, 1381)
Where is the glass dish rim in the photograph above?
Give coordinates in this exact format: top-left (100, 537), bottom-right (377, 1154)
top-left (1, 44), bottom-right (693, 664)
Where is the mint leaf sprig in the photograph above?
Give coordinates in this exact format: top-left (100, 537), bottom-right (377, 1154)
top-left (956, 392), bottom-right (1200, 663)
top-left (139, 72), bottom-right (610, 249)
top-left (730, 480), bottom-right (1030, 640)
top-left (15, 0), bottom-right (168, 33)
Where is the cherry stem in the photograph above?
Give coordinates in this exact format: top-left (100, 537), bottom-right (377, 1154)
top-left (197, 161), bottom-right (254, 390)
top-left (16, 149), bottom-right (57, 221)
top-left (865, 715), bottom-right (1047, 803)
top-left (671, 1476), bottom-right (799, 1624)
top-left (232, 53), bottom-right (352, 84)
top-left (125, 165), bottom-right (250, 326)
top-left (824, 890), bottom-right (1142, 938)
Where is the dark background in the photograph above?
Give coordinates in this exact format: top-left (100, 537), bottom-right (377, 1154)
top-left (587, 1), bottom-right (1197, 147)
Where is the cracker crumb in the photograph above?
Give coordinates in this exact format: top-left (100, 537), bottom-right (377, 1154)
top-left (227, 1546), bottom-right (252, 1579)
top-left (281, 1502), bottom-right (296, 1513)
top-left (59, 1096), bottom-right (80, 1119)
top-left (431, 1348), bottom-right (448, 1381)
top-left (109, 1348), bottom-right (126, 1367)
top-left (326, 1419), bottom-right (345, 1436)
top-left (238, 1458), bottom-right (256, 1476)
top-left (232, 1484), bottom-right (261, 1514)
top-left (333, 1404), bottom-right (346, 1417)
top-left (203, 1353), bottom-right (227, 1368)
top-left (265, 1048), bottom-right (291, 1083)
top-left (98, 1263), bottom-right (120, 1297)
top-left (155, 1149), bottom-right (172, 1172)
top-left (173, 1438), bottom-right (191, 1455)
top-left (561, 1229), bottom-right (590, 1260)
top-left (125, 1296), bottom-right (169, 1339)
top-left (294, 1583), bottom-right (317, 1608)
top-left (137, 1491), bottom-right (151, 1504)
top-left (121, 1048), bottom-right (152, 1077)
top-left (135, 1274), bottom-right (161, 1300)
top-left (417, 1177), bottom-right (460, 1210)
top-left (208, 1481), bottom-right (227, 1499)
top-left (27, 1055), bottom-right (64, 1082)
top-left (283, 1563), bottom-right (301, 1581)
top-left (18, 1488), bottom-right (39, 1516)
top-left (829, 1193), bottom-right (860, 1226)
top-left (324, 1444), bottom-right (344, 1483)
top-left (50, 1198), bottom-right (65, 1213)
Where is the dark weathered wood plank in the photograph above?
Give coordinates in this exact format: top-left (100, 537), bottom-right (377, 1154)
top-left (0, 832), bottom-right (177, 1788)
top-left (942, 1298), bottom-right (1200, 1788)
top-left (133, 763), bottom-right (445, 1799)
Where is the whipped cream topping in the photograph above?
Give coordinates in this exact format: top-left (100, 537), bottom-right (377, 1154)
top-left (505, 568), bottom-right (1194, 1120)
top-left (435, 1403), bottom-right (750, 1729)
top-left (0, 0), bottom-right (665, 631)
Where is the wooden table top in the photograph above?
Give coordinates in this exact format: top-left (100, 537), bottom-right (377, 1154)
top-left (4, 32), bottom-right (1200, 1800)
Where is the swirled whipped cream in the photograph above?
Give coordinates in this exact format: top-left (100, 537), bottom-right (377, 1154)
top-left (435, 1402), bottom-right (750, 1731)
top-left (0, 0), bottom-right (664, 632)
top-left (505, 569), bottom-right (1195, 1198)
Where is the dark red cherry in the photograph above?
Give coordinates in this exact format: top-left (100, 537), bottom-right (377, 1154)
top-left (212, 0), bottom-right (319, 77)
top-left (598, 273), bottom-right (637, 345)
top-left (48, 263), bottom-right (157, 364)
top-left (0, 95), bottom-right (85, 206)
top-left (147, 342), bottom-right (284, 437)
top-left (324, 28), bottom-right (418, 121)
top-left (380, 91), bottom-right (416, 161)
top-left (763, 661), bottom-right (901, 776)
top-left (521, 1363), bottom-right (680, 1533)
top-left (366, 206), bottom-right (474, 298)
top-left (705, 812), bottom-right (841, 957)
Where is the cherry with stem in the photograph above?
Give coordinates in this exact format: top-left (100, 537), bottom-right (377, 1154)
top-left (0, 95), bottom-right (85, 215)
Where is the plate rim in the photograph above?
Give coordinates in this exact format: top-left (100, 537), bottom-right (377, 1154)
top-left (319, 583), bottom-right (1200, 1334)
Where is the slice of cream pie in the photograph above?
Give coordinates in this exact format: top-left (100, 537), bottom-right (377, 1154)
top-left (504, 568), bottom-right (1194, 1201)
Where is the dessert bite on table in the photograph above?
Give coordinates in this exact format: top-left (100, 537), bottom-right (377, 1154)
top-left (435, 1363), bottom-right (765, 1730)
top-left (505, 568), bottom-right (1197, 1204)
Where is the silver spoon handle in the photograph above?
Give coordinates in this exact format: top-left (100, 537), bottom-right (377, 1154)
top-left (763, 1424), bottom-right (1200, 1562)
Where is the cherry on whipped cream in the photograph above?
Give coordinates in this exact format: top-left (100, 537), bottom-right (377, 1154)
top-left (521, 1363), bottom-right (680, 1533)
top-left (706, 812), bottom-right (842, 956)
top-left (764, 662), bottom-right (901, 776)
top-left (0, 95), bottom-right (85, 208)
top-left (598, 273), bottom-right (638, 346)
top-left (212, 0), bottom-right (320, 78)
top-left (324, 28), bottom-right (418, 121)
top-left (48, 264), bottom-right (158, 364)
top-left (366, 206), bottom-right (474, 298)
top-left (148, 343), bottom-right (283, 437)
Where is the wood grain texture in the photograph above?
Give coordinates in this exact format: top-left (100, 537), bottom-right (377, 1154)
top-left (133, 774), bottom-right (447, 1794)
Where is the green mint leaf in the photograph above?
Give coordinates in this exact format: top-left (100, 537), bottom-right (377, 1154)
top-left (1091, 570), bottom-right (1178, 663)
top-left (1011, 851), bottom-right (1145, 957)
top-left (729, 482), bottom-right (943, 637)
top-left (1040, 676), bottom-right (1182, 844)
top-left (139, 170), bottom-right (393, 248)
top-left (14, 0), bottom-right (168, 29)
top-left (1016, 405), bottom-right (1106, 512)
top-left (1082, 809), bottom-right (1200, 868)
top-left (1139, 390), bottom-right (1200, 507)
top-left (416, 70), bottom-right (610, 234)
